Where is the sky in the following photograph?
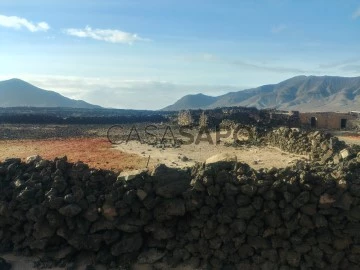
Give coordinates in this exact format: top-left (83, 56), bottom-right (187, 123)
top-left (0, 0), bottom-right (360, 109)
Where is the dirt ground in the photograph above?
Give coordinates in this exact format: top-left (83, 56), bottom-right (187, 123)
top-left (0, 124), bottom-right (310, 172)
top-left (337, 135), bottom-right (360, 146)
top-left (0, 138), bottom-right (146, 172)
top-left (330, 130), bottom-right (360, 146)
top-left (0, 128), bottom-right (358, 174)
top-left (0, 136), bottom-right (308, 172)
top-left (115, 139), bottom-right (308, 170)
top-left (1, 124), bottom-right (357, 173)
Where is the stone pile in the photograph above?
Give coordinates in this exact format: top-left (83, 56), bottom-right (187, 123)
top-left (262, 127), bottom-right (358, 164)
top-left (0, 148), bottom-right (360, 269)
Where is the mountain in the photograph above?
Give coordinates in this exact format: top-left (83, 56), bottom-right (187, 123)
top-left (0, 78), bottom-right (101, 108)
top-left (163, 75), bottom-right (360, 112)
top-left (164, 93), bottom-right (218, 111)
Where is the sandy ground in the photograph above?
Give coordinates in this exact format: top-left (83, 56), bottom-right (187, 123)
top-left (337, 135), bottom-right (360, 146)
top-left (0, 135), bottom-right (309, 174)
top-left (114, 140), bottom-right (309, 170)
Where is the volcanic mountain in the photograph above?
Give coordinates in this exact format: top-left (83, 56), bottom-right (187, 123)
top-left (0, 78), bottom-right (100, 108)
top-left (163, 75), bottom-right (360, 112)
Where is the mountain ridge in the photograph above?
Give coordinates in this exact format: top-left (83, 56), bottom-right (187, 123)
top-left (163, 75), bottom-right (360, 112)
top-left (0, 78), bottom-right (101, 108)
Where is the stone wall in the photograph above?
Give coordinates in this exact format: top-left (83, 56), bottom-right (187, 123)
top-left (1, 150), bottom-right (360, 269)
top-left (260, 127), bottom-right (357, 164)
top-left (299, 112), bottom-right (356, 130)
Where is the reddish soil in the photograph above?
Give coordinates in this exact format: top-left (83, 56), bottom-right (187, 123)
top-left (337, 134), bottom-right (360, 146)
top-left (344, 135), bottom-right (360, 139)
top-left (0, 137), bottom-right (146, 172)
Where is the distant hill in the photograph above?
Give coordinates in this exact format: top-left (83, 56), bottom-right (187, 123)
top-left (0, 78), bottom-right (101, 108)
top-left (165, 93), bottom-right (218, 110)
top-left (163, 75), bottom-right (360, 112)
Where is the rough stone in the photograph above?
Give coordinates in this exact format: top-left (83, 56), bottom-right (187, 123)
top-left (137, 249), bottom-right (166, 264)
top-left (58, 204), bottom-right (82, 217)
top-left (154, 199), bottom-right (185, 221)
top-left (152, 164), bottom-right (190, 198)
top-left (26, 155), bottom-right (42, 164)
top-left (111, 233), bottom-right (143, 256)
top-left (205, 153), bottom-right (237, 164)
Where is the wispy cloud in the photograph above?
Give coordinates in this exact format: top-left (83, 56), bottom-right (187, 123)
top-left (230, 59), bottom-right (313, 74)
top-left (319, 57), bottom-right (360, 69)
top-left (63, 26), bottom-right (147, 44)
top-left (271, 24), bottom-right (287, 34)
top-left (352, 7), bottom-right (360, 19)
top-left (0, 14), bottom-right (50, 32)
top-left (187, 53), bottom-right (314, 74)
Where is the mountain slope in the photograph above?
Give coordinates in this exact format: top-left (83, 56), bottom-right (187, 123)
top-left (163, 93), bottom-right (218, 111)
top-left (163, 76), bottom-right (360, 112)
top-left (0, 78), bottom-right (101, 108)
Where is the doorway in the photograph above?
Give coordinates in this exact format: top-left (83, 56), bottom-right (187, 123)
top-left (341, 119), bottom-right (347, 129)
top-left (310, 117), bottom-right (317, 128)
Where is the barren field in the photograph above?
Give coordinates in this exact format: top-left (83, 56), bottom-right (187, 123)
top-left (1, 124), bottom-right (358, 173)
top-left (337, 135), bottom-right (360, 146)
top-left (0, 136), bottom-right (308, 172)
top-left (116, 140), bottom-right (308, 170)
top-left (330, 130), bottom-right (360, 146)
top-left (0, 138), bottom-right (146, 172)
top-left (0, 124), bottom-right (310, 172)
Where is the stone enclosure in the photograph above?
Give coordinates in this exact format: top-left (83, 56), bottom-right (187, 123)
top-left (0, 127), bottom-right (360, 269)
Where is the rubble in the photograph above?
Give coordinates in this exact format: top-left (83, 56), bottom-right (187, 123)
top-left (261, 127), bottom-right (354, 164)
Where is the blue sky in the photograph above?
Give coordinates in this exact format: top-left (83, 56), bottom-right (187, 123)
top-left (0, 0), bottom-right (360, 109)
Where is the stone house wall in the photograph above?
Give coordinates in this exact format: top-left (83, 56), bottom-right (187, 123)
top-left (299, 112), bottom-right (357, 130)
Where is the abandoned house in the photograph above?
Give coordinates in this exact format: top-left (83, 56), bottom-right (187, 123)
top-left (299, 112), bottom-right (358, 130)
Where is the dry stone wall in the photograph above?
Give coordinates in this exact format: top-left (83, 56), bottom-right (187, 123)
top-left (258, 127), bottom-right (359, 165)
top-left (1, 147), bottom-right (360, 269)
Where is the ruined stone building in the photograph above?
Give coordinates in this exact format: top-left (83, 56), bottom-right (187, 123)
top-left (177, 110), bottom-right (194, 127)
top-left (300, 112), bottom-right (358, 129)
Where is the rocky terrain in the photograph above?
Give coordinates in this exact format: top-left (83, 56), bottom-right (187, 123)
top-left (0, 124), bottom-right (108, 140)
top-left (164, 75), bottom-right (360, 112)
top-left (0, 127), bottom-right (359, 269)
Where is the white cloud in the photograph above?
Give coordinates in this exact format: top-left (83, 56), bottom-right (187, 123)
top-left (63, 26), bottom-right (146, 44)
top-left (271, 24), bottom-right (287, 34)
top-left (353, 7), bottom-right (360, 19)
top-left (0, 14), bottom-right (50, 32)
